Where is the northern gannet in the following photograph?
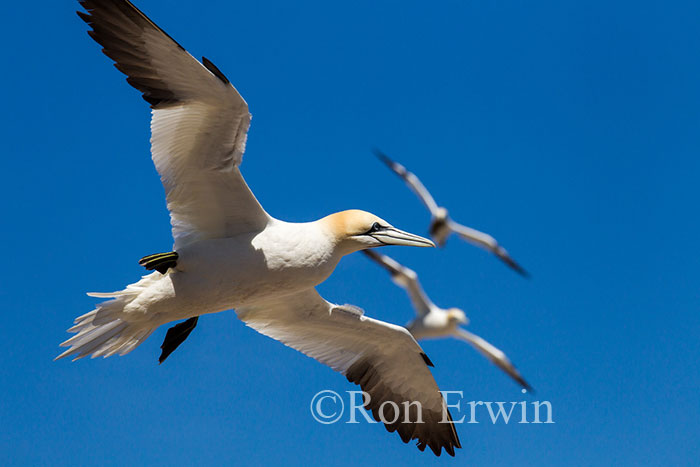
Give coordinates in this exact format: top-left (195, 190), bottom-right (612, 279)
top-left (374, 150), bottom-right (529, 276)
top-left (363, 250), bottom-right (532, 391)
top-left (58, 0), bottom-right (462, 456)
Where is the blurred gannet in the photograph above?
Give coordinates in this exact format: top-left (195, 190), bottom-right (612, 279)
top-left (58, 0), bottom-right (462, 456)
top-left (375, 150), bottom-right (529, 276)
top-left (364, 250), bottom-right (532, 391)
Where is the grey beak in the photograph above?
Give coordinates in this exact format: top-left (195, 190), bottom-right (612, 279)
top-left (371, 228), bottom-right (435, 247)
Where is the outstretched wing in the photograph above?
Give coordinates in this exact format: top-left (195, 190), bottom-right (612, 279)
top-left (78, 0), bottom-right (269, 249)
top-left (236, 288), bottom-right (461, 457)
top-left (454, 328), bottom-right (532, 391)
top-left (447, 220), bottom-right (529, 277)
top-left (374, 150), bottom-right (440, 216)
top-left (363, 250), bottom-right (434, 317)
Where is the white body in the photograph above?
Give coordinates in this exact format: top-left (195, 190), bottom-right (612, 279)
top-left (406, 309), bottom-right (461, 340)
top-left (130, 220), bottom-right (341, 326)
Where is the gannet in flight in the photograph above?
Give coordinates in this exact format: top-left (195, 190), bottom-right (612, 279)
top-left (374, 150), bottom-right (529, 277)
top-left (58, 0), bottom-right (462, 456)
top-left (363, 250), bottom-right (532, 391)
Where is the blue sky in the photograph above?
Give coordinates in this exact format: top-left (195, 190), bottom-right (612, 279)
top-left (2, 0), bottom-right (699, 465)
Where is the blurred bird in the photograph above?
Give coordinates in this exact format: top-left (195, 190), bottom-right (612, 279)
top-left (58, 0), bottom-right (462, 456)
top-left (375, 150), bottom-right (528, 277)
top-left (363, 249), bottom-right (532, 391)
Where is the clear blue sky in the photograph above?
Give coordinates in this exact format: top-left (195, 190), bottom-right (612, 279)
top-left (1, 0), bottom-right (699, 465)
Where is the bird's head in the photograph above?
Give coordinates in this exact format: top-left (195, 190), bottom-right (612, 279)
top-left (447, 308), bottom-right (469, 325)
top-left (321, 210), bottom-right (434, 254)
top-left (434, 207), bottom-right (449, 221)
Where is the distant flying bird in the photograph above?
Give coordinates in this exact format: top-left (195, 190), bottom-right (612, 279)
top-left (374, 150), bottom-right (528, 277)
top-left (363, 250), bottom-right (532, 391)
top-left (58, 0), bottom-right (461, 456)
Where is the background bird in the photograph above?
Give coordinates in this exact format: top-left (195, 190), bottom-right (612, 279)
top-left (374, 149), bottom-right (529, 277)
top-left (363, 249), bottom-right (532, 391)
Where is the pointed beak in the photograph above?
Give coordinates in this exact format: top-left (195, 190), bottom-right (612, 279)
top-left (371, 228), bottom-right (435, 248)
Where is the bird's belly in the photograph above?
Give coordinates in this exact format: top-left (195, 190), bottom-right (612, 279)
top-left (165, 236), bottom-right (336, 319)
top-left (408, 315), bottom-right (453, 340)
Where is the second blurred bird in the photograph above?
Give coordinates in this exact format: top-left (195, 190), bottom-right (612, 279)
top-left (374, 150), bottom-right (528, 277)
top-left (363, 249), bottom-right (532, 391)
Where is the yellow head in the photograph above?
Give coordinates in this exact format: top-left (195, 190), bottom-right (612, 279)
top-left (320, 209), bottom-right (434, 253)
top-left (447, 308), bottom-right (469, 325)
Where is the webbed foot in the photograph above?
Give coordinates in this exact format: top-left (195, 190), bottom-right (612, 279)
top-left (159, 317), bottom-right (199, 364)
top-left (139, 251), bottom-right (179, 274)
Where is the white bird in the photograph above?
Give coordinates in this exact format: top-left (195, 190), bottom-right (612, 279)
top-left (58, 0), bottom-right (462, 456)
top-left (375, 150), bottom-right (529, 277)
top-left (363, 250), bottom-right (532, 391)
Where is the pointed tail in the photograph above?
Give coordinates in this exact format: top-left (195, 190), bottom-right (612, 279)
top-left (56, 290), bottom-right (156, 361)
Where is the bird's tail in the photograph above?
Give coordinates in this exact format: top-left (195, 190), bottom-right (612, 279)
top-left (56, 276), bottom-right (159, 361)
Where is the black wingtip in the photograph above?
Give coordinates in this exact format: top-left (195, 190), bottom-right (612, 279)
top-left (420, 352), bottom-right (434, 367)
top-left (76, 10), bottom-right (91, 23)
top-left (496, 249), bottom-right (530, 278)
top-left (372, 147), bottom-right (393, 166)
top-left (361, 249), bottom-right (378, 260)
top-left (202, 56), bottom-right (230, 84)
top-left (520, 381), bottom-right (535, 394)
top-left (507, 257), bottom-right (530, 278)
top-left (510, 365), bottom-right (534, 393)
top-left (77, 0), bottom-right (188, 109)
top-left (514, 265), bottom-right (531, 279)
top-left (372, 148), bottom-right (409, 180)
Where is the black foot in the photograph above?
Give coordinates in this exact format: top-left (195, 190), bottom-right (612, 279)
top-left (139, 251), bottom-right (179, 274)
top-left (159, 316), bottom-right (198, 364)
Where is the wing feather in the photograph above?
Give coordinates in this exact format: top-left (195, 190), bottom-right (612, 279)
top-left (454, 328), bottom-right (532, 391)
top-left (374, 150), bottom-right (440, 215)
top-left (447, 220), bottom-right (528, 276)
top-left (237, 289), bottom-right (461, 456)
top-left (363, 250), bottom-right (433, 317)
top-left (78, 0), bottom-right (269, 248)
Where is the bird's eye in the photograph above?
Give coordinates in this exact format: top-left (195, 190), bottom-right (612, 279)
top-left (367, 222), bottom-right (382, 233)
